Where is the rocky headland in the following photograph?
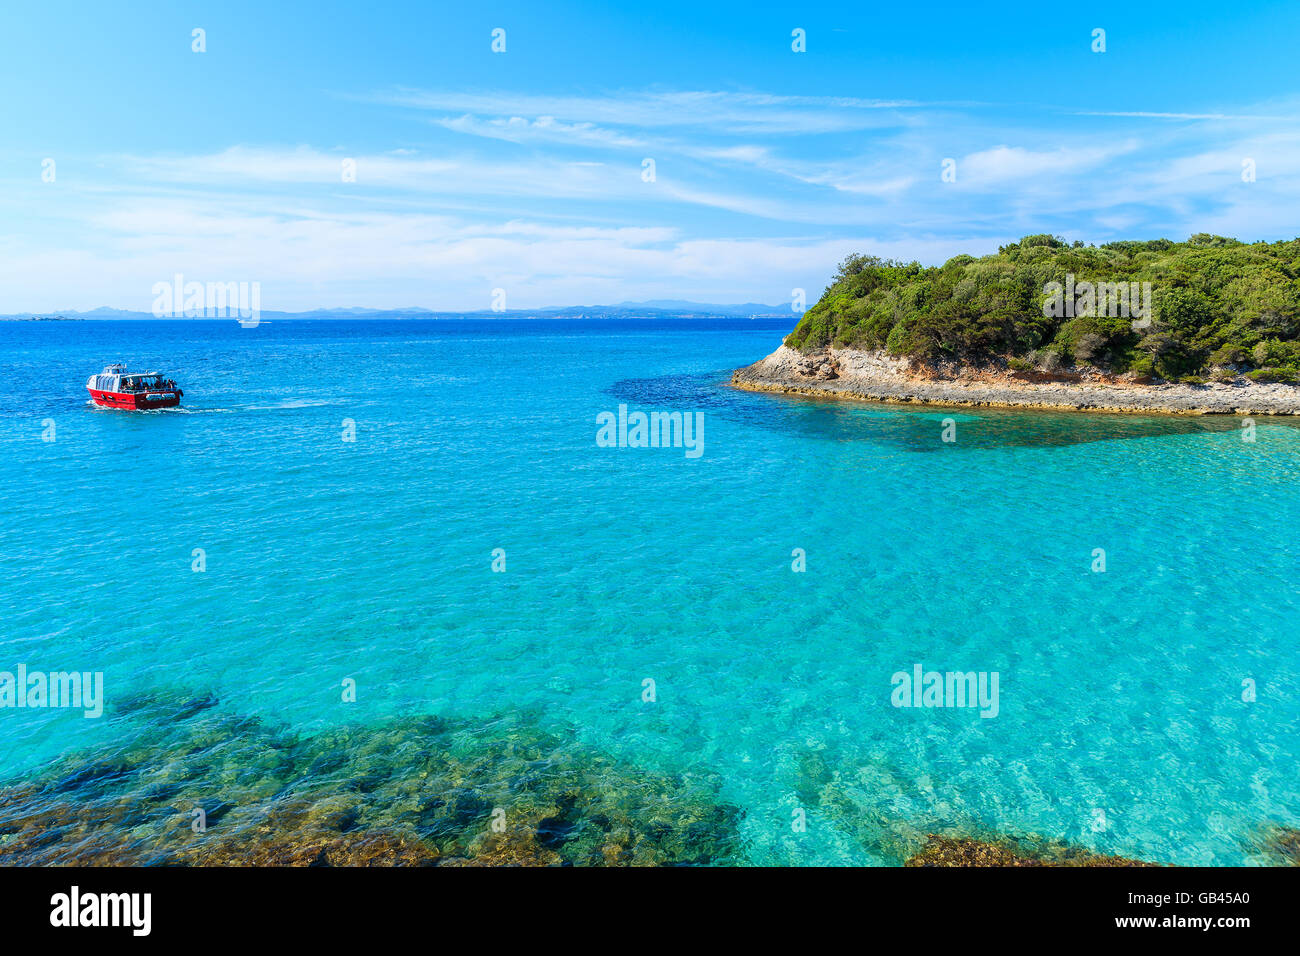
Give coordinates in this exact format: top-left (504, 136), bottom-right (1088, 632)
top-left (733, 344), bottom-right (1300, 415)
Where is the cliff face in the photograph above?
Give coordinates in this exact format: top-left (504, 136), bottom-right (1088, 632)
top-left (732, 343), bottom-right (1300, 415)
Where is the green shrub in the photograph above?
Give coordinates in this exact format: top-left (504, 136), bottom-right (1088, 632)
top-left (1128, 355), bottom-right (1157, 378)
top-left (1027, 348), bottom-right (1065, 372)
top-left (1252, 338), bottom-right (1300, 368)
top-left (1208, 344), bottom-right (1248, 367)
top-left (1247, 367), bottom-right (1300, 384)
top-left (1155, 288), bottom-right (1221, 335)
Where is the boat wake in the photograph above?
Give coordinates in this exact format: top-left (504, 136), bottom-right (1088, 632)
top-left (242, 398), bottom-right (341, 410)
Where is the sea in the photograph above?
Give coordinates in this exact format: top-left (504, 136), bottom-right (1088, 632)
top-left (1, 317), bottom-right (1297, 865)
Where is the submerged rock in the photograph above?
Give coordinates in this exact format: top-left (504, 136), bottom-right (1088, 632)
top-left (0, 701), bottom-right (744, 867)
top-left (1249, 824), bottom-right (1300, 865)
top-left (790, 746), bottom-right (1164, 866)
top-left (439, 830), bottom-right (561, 867)
top-left (113, 688), bottom-right (221, 723)
top-left (905, 834), bottom-right (1158, 867)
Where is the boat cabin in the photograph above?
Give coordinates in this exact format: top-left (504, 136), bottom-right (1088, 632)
top-left (90, 365), bottom-right (175, 393)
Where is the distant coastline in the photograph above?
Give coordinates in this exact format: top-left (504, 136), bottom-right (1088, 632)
top-left (0, 315), bottom-right (83, 322)
top-left (0, 300), bottom-right (792, 322)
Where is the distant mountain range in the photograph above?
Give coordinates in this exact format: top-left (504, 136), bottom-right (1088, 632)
top-left (606, 299), bottom-right (791, 316)
top-left (2, 300), bottom-right (794, 321)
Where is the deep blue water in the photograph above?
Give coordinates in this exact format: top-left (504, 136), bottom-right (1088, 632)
top-left (1, 318), bottom-right (1298, 865)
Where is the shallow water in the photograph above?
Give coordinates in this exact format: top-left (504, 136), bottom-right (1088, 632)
top-left (1, 318), bottom-right (1297, 865)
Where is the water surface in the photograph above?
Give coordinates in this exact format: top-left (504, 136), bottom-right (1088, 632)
top-left (1, 318), bottom-right (1296, 865)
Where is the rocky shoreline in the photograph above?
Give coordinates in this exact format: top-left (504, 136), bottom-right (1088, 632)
top-left (732, 344), bottom-right (1300, 416)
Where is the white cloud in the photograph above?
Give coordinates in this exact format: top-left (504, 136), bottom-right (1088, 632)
top-left (376, 88), bottom-right (929, 135)
top-left (122, 146), bottom-right (631, 200)
top-left (0, 182), bottom-right (1002, 312)
top-left (434, 114), bottom-right (646, 149)
top-left (1073, 111), bottom-right (1286, 121)
top-left (957, 142), bottom-right (1139, 185)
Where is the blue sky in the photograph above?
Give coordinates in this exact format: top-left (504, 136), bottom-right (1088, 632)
top-left (3, 0), bottom-right (1299, 311)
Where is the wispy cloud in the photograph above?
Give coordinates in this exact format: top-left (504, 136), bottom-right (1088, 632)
top-left (372, 88), bottom-right (932, 135)
top-left (0, 183), bottom-right (999, 311)
top-left (956, 141), bottom-right (1141, 186)
top-left (1072, 111), bottom-right (1288, 121)
top-left (434, 114), bottom-right (647, 149)
top-left (7, 83), bottom-right (1300, 311)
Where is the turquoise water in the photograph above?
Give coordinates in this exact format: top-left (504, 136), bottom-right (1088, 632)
top-left (2, 318), bottom-right (1298, 865)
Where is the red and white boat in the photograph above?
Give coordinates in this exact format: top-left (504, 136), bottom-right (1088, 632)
top-left (86, 364), bottom-right (183, 410)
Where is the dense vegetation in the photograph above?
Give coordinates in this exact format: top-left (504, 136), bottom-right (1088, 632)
top-left (786, 234), bottom-right (1300, 383)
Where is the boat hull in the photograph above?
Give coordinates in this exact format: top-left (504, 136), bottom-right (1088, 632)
top-left (88, 388), bottom-right (182, 409)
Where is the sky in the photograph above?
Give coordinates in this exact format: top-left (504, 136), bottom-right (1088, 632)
top-left (2, 0), bottom-right (1299, 312)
